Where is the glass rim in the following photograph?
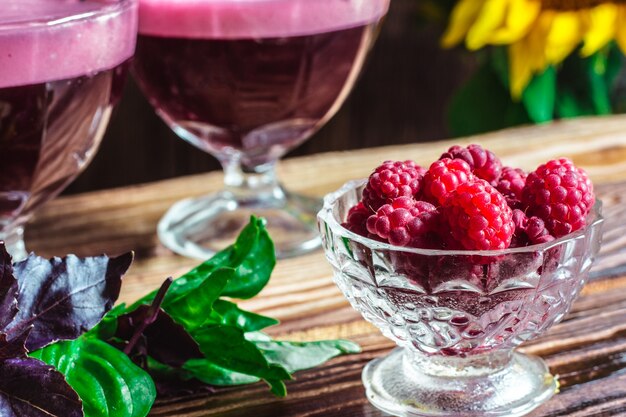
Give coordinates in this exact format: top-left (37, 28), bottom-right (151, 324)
top-left (318, 179), bottom-right (604, 256)
top-left (0, 0), bottom-right (135, 33)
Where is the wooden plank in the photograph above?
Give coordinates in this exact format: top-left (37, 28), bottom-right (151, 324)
top-left (147, 285), bottom-right (626, 416)
top-left (22, 116), bottom-right (626, 416)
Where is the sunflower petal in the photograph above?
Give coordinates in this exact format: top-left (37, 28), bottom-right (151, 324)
top-left (466, 0), bottom-right (509, 50)
top-left (441, 0), bottom-right (486, 48)
top-left (581, 4), bottom-right (618, 57)
top-left (544, 11), bottom-right (585, 65)
top-left (527, 13), bottom-right (551, 74)
top-left (490, 0), bottom-right (541, 44)
top-left (509, 40), bottom-right (534, 99)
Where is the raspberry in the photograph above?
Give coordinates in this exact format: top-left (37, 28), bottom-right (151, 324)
top-left (343, 202), bottom-right (371, 237)
top-left (521, 158), bottom-right (595, 237)
top-left (423, 158), bottom-right (474, 205)
top-left (441, 144), bottom-right (502, 184)
top-left (442, 179), bottom-right (514, 250)
top-left (510, 209), bottom-right (555, 247)
top-left (366, 197), bottom-right (438, 247)
top-left (497, 167), bottom-right (527, 209)
top-left (362, 160), bottom-right (425, 211)
top-left (526, 217), bottom-right (555, 244)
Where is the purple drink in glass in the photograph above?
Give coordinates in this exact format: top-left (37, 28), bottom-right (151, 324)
top-left (134, 0), bottom-right (389, 259)
top-left (0, 0), bottom-right (137, 259)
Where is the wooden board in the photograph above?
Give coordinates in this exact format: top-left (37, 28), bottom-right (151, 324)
top-left (26, 115), bottom-right (626, 416)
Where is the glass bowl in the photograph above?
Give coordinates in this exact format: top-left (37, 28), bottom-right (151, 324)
top-left (317, 180), bottom-right (604, 417)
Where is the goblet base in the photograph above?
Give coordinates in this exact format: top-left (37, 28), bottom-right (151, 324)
top-left (363, 348), bottom-right (557, 417)
top-left (158, 189), bottom-right (321, 259)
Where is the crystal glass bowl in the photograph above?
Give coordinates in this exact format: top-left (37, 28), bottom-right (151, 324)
top-left (317, 180), bottom-right (604, 417)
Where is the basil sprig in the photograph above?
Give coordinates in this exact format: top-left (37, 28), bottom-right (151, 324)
top-left (23, 216), bottom-right (359, 417)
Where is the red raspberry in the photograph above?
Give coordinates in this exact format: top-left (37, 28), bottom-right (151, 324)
top-left (526, 217), bottom-right (555, 244)
top-left (510, 209), bottom-right (555, 247)
top-left (441, 144), bottom-right (502, 184)
top-left (343, 202), bottom-right (371, 237)
top-left (521, 158), bottom-right (595, 237)
top-left (442, 179), bottom-right (514, 250)
top-left (423, 158), bottom-right (474, 205)
top-left (366, 197), bottom-right (438, 247)
top-left (496, 167), bottom-right (527, 209)
top-left (362, 160), bottom-right (425, 211)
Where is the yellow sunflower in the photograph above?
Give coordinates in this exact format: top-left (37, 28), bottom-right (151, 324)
top-left (442, 0), bottom-right (626, 98)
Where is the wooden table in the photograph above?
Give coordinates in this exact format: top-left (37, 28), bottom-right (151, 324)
top-left (27, 116), bottom-right (626, 416)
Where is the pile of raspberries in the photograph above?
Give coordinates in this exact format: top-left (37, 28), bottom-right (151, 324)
top-left (343, 144), bottom-right (595, 250)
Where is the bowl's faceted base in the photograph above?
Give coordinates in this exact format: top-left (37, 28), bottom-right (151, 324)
top-left (158, 189), bottom-right (321, 259)
top-left (363, 348), bottom-right (557, 417)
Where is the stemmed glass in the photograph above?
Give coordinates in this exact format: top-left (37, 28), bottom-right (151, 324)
top-left (133, 0), bottom-right (390, 259)
top-left (0, 0), bottom-right (137, 260)
top-left (318, 180), bottom-right (604, 417)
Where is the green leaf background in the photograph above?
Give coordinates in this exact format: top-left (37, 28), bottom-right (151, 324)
top-left (448, 43), bottom-right (625, 136)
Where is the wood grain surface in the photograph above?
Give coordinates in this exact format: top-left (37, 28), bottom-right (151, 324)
top-left (26, 116), bottom-right (626, 416)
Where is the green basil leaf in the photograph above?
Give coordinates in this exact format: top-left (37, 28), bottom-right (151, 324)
top-left (221, 217), bottom-right (275, 299)
top-left (145, 356), bottom-right (261, 388)
top-left (166, 216), bottom-right (273, 300)
top-left (211, 300), bottom-right (278, 332)
top-left (127, 216), bottom-right (274, 311)
top-left (88, 303), bottom-right (127, 340)
top-left (246, 332), bottom-right (360, 373)
top-left (163, 268), bottom-right (235, 331)
top-left (192, 324), bottom-right (291, 396)
top-left (182, 359), bottom-right (260, 386)
top-left (31, 338), bottom-right (155, 417)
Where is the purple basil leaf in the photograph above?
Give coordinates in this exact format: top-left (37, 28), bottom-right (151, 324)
top-left (117, 305), bottom-right (203, 367)
top-left (0, 357), bottom-right (83, 417)
top-left (0, 327), bottom-right (31, 360)
top-left (7, 252), bottom-right (133, 351)
top-left (121, 278), bottom-right (172, 357)
top-left (0, 244), bottom-right (18, 329)
top-left (116, 279), bottom-right (203, 367)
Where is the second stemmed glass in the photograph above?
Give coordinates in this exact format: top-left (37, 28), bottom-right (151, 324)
top-left (133, 0), bottom-right (390, 259)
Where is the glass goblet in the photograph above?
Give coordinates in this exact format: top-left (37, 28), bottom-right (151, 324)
top-left (0, 0), bottom-right (138, 260)
top-left (318, 180), bottom-right (604, 417)
top-left (133, 0), bottom-right (390, 259)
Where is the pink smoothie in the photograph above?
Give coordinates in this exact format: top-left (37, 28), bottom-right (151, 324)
top-left (138, 0), bottom-right (390, 39)
top-left (0, 0), bottom-right (137, 88)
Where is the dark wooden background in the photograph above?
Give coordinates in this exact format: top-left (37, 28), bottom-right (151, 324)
top-left (67, 0), bottom-right (475, 194)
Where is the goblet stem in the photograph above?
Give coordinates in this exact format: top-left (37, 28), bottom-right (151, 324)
top-left (158, 157), bottom-right (322, 259)
top-left (221, 158), bottom-right (285, 203)
top-left (1, 226), bottom-right (27, 261)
